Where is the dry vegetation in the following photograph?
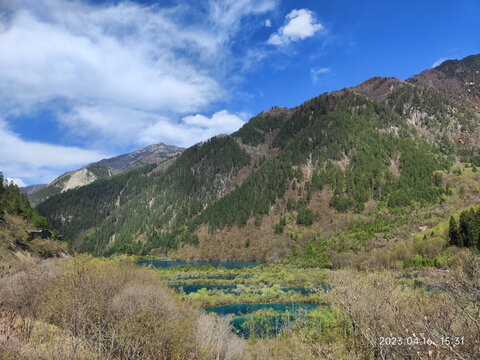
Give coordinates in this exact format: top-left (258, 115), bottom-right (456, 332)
top-left (0, 256), bottom-right (245, 360)
top-left (248, 255), bottom-right (480, 359)
top-left (1, 253), bottom-right (479, 359)
top-left (328, 259), bottom-right (480, 360)
top-left (0, 214), bottom-right (68, 278)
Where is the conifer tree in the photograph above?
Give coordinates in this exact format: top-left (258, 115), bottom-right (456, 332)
top-left (448, 216), bottom-right (460, 247)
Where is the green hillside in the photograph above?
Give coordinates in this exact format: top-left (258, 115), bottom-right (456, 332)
top-left (35, 55), bottom-right (480, 262)
top-left (0, 173), bottom-right (68, 277)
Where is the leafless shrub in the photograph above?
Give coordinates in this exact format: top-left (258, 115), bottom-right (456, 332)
top-left (0, 258), bottom-right (64, 342)
top-left (244, 334), bottom-right (319, 360)
top-left (419, 254), bottom-right (480, 359)
top-left (329, 262), bottom-right (480, 360)
top-left (195, 313), bottom-right (246, 360)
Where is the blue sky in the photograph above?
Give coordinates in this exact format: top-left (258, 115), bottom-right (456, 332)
top-left (0, 0), bottom-right (479, 186)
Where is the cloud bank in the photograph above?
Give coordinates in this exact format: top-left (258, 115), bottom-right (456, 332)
top-left (0, 0), bottom-right (275, 183)
top-left (0, 118), bottom-right (109, 185)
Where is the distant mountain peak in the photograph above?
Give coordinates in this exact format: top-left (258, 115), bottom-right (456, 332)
top-left (407, 53), bottom-right (480, 112)
top-left (29, 142), bottom-right (184, 206)
top-left (351, 77), bottom-right (411, 103)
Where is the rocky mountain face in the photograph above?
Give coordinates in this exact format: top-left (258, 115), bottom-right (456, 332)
top-left (35, 54), bottom-right (480, 260)
top-left (95, 143), bottom-right (184, 174)
top-left (20, 184), bottom-right (47, 196)
top-left (29, 142), bottom-right (184, 206)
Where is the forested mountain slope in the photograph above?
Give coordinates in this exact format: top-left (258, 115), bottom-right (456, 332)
top-left (30, 142), bottom-right (183, 206)
top-left (36, 54), bottom-right (480, 262)
top-left (37, 136), bottom-right (252, 254)
top-left (408, 54), bottom-right (480, 112)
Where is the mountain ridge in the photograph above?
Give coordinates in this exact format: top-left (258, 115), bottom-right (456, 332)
top-left (35, 54), bottom-right (480, 262)
top-left (29, 142), bottom-right (184, 206)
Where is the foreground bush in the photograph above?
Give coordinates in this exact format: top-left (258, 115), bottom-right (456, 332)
top-left (0, 256), bottom-right (245, 360)
top-left (328, 256), bottom-right (480, 359)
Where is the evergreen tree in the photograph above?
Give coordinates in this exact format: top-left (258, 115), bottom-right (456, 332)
top-left (448, 216), bottom-right (460, 247)
top-left (459, 211), bottom-right (472, 247)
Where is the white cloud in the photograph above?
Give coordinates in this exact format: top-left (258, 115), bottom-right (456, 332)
top-left (268, 9), bottom-right (323, 46)
top-left (57, 106), bottom-right (247, 149)
top-left (431, 57), bottom-right (449, 68)
top-left (58, 105), bottom-right (170, 146)
top-left (0, 0), bottom-right (275, 183)
top-left (265, 19), bottom-right (272, 27)
top-left (0, 0), bottom-right (275, 115)
top-left (0, 5), bottom-right (220, 114)
top-left (183, 110), bottom-right (247, 133)
top-left (139, 110), bottom-right (248, 147)
top-left (310, 67), bottom-right (330, 83)
top-left (6, 178), bottom-right (27, 187)
top-left (0, 119), bottom-right (109, 185)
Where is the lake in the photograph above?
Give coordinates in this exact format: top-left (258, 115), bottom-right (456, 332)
top-left (136, 259), bottom-right (262, 269)
top-left (205, 303), bottom-right (323, 338)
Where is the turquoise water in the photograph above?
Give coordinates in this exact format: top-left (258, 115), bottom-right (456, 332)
top-left (205, 303), bottom-right (322, 338)
top-left (137, 259), bottom-right (262, 269)
top-left (168, 284), bottom-right (238, 294)
top-left (166, 275), bottom-right (250, 281)
top-left (168, 284), bottom-right (329, 295)
top-left (205, 303), bottom-right (319, 316)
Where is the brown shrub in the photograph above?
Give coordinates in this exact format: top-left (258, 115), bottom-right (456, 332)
top-left (195, 313), bottom-right (246, 360)
top-left (328, 261), bottom-right (480, 360)
top-left (4, 255), bottom-right (247, 360)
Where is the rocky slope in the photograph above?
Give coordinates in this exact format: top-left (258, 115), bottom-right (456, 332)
top-left (20, 184), bottom-right (47, 196)
top-left (95, 143), bottom-right (184, 174)
top-left (30, 142), bottom-right (184, 206)
top-left (407, 54), bottom-right (480, 112)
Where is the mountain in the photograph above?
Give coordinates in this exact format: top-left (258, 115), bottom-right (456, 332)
top-left (29, 142), bottom-right (184, 206)
top-left (36, 54), bottom-right (480, 263)
top-left (95, 143), bottom-right (184, 174)
top-left (407, 54), bottom-right (480, 112)
top-left (20, 184), bottom-right (47, 196)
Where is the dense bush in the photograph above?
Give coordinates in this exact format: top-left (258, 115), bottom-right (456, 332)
top-left (0, 256), bottom-right (245, 360)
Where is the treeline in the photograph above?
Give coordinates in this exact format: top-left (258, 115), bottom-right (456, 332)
top-left (196, 92), bottom-right (450, 230)
top-left (37, 164), bottom-right (156, 242)
top-left (32, 84), bottom-right (473, 256)
top-left (38, 136), bottom-right (251, 255)
top-left (0, 172), bottom-right (50, 229)
top-left (233, 111), bottom-right (286, 146)
top-left (448, 207), bottom-right (480, 248)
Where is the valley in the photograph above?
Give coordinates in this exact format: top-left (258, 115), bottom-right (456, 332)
top-left (1, 54), bottom-right (480, 359)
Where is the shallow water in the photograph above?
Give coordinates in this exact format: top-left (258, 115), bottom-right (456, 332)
top-left (205, 303), bottom-right (319, 316)
top-left (205, 303), bottom-right (322, 338)
top-left (166, 275), bottom-right (249, 281)
top-left (168, 284), bottom-right (238, 294)
top-left (137, 259), bottom-right (262, 269)
top-left (168, 284), bottom-right (328, 295)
